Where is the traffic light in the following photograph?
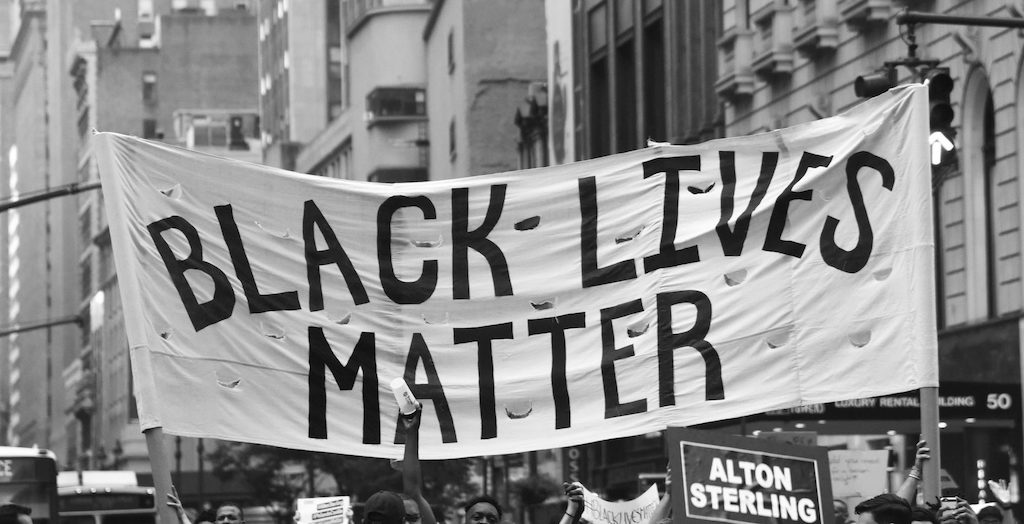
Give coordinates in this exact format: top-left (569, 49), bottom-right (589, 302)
top-left (229, 115), bottom-right (250, 151)
top-left (925, 68), bottom-right (956, 167)
top-left (926, 69), bottom-right (954, 130)
top-left (854, 70), bottom-right (895, 98)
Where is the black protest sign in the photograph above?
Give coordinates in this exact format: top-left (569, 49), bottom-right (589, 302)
top-left (668, 427), bottom-right (832, 524)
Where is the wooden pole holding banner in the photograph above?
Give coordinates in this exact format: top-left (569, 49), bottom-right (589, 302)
top-left (921, 386), bottom-right (941, 503)
top-left (145, 426), bottom-right (181, 524)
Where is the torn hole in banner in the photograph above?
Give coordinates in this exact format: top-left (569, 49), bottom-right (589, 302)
top-left (873, 267), bottom-right (892, 281)
top-left (260, 321), bottom-right (286, 340)
top-left (626, 320), bottom-right (650, 338)
top-left (615, 224), bottom-right (645, 244)
top-left (410, 235), bottom-right (443, 248)
top-left (255, 220), bottom-right (292, 239)
top-left (687, 182), bottom-right (715, 194)
top-left (765, 328), bottom-right (791, 349)
top-left (216, 369), bottom-right (242, 390)
top-left (158, 326), bottom-right (174, 340)
top-left (531, 298), bottom-right (556, 311)
top-left (326, 311), bottom-right (352, 325)
top-left (723, 269), bottom-right (747, 287)
top-left (422, 312), bottom-right (450, 325)
top-left (514, 216), bottom-right (541, 231)
top-left (158, 183), bottom-right (182, 199)
top-left (505, 400), bottom-right (534, 419)
top-left (849, 329), bottom-right (872, 348)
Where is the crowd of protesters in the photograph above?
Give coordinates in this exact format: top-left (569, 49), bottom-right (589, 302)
top-left (164, 422), bottom-right (1016, 524)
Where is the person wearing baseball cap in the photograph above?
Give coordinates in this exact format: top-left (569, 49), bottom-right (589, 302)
top-left (364, 491), bottom-right (405, 524)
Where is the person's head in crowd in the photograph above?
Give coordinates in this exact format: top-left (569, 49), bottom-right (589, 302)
top-left (911, 505), bottom-right (939, 524)
top-left (837, 499), bottom-right (852, 524)
top-left (400, 494), bottom-right (422, 524)
top-left (855, 494), bottom-right (912, 524)
top-left (0, 503), bottom-right (31, 524)
top-left (364, 491), bottom-right (405, 524)
top-left (463, 495), bottom-right (502, 524)
top-left (977, 505), bottom-right (1003, 524)
top-left (215, 503), bottom-right (246, 524)
top-left (195, 509), bottom-right (218, 524)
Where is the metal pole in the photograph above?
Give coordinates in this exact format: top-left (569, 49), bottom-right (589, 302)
top-left (0, 315), bottom-right (82, 338)
top-left (0, 181), bottom-right (100, 214)
top-left (145, 427), bottom-right (180, 524)
top-left (921, 387), bottom-right (942, 503)
top-left (175, 436), bottom-right (182, 489)
top-left (897, 11), bottom-right (1024, 28)
top-left (198, 438), bottom-right (206, 503)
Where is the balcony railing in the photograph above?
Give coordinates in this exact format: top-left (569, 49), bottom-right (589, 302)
top-left (751, 3), bottom-right (794, 78)
top-left (839, 0), bottom-right (892, 27)
top-left (793, 0), bottom-right (839, 56)
top-left (715, 29), bottom-right (755, 100)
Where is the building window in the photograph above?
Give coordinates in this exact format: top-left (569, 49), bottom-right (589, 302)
top-left (327, 0), bottom-right (342, 119)
top-left (77, 108), bottom-right (90, 139)
top-left (615, 37), bottom-right (636, 152)
top-left (981, 91), bottom-right (998, 317)
top-left (142, 72), bottom-right (157, 105)
top-left (192, 119), bottom-right (228, 146)
top-left (142, 119), bottom-right (158, 139)
top-left (589, 56), bottom-right (610, 157)
top-left (585, 2), bottom-right (611, 158)
top-left (80, 258), bottom-right (92, 303)
top-left (642, 14), bottom-right (665, 142)
top-left (366, 87), bottom-right (426, 120)
top-left (79, 207), bottom-right (92, 248)
top-left (448, 29), bottom-right (455, 73)
top-left (449, 119), bottom-right (456, 160)
top-left (138, 0), bottom-right (154, 20)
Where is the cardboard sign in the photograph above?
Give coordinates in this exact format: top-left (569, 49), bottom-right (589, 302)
top-left (828, 450), bottom-right (889, 514)
top-left (296, 496), bottom-right (351, 524)
top-left (582, 484), bottom-right (662, 524)
top-left (669, 428), bottom-right (832, 524)
top-left (94, 85), bottom-right (938, 459)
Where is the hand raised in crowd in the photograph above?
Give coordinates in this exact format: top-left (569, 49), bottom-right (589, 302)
top-left (166, 488), bottom-right (192, 524)
top-left (988, 479), bottom-right (1012, 507)
top-left (939, 498), bottom-right (979, 524)
top-left (563, 481), bottom-right (584, 517)
top-left (400, 406), bottom-right (423, 431)
top-left (896, 439), bottom-right (930, 503)
top-left (914, 440), bottom-right (931, 466)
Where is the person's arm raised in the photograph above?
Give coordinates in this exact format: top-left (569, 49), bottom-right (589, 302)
top-left (401, 408), bottom-right (437, 524)
top-left (896, 440), bottom-right (930, 503)
top-left (558, 482), bottom-right (585, 524)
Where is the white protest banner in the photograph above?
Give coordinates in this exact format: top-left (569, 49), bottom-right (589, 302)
top-left (828, 450), bottom-right (889, 514)
top-left (296, 496), bottom-right (351, 524)
top-left (94, 85), bottom-right (938, 459)
top-left (582, 484), bottom-right (661, 524)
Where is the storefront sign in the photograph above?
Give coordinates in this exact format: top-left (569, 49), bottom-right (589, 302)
top-left (757, 382), bottom-right (1020, 421)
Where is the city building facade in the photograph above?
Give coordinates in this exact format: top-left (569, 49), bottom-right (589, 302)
top-left (713, 0), bottom-right (1024, 504)
top-left (0, 0), bottom-right (259, 506)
